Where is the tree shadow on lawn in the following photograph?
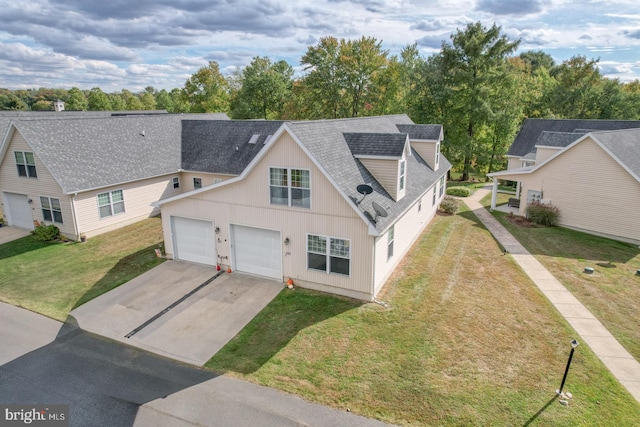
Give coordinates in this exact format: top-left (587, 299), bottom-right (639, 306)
top-left (71, 244), bottom-right (164, 311)
top-left (205, 288), bottom-right (363, 375)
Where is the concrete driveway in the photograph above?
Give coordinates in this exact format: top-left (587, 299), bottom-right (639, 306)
top-left (71, 261), bottom-right (283, 366)
top-left (0, 226), bottom-right (31, 245)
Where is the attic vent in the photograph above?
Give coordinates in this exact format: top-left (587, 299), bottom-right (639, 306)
top-left (140, 130), bottom-right (145, 137)
top-left (248, 134), bottom-right (260, 144)
top-left (263, 134), bottom-right (273, 145)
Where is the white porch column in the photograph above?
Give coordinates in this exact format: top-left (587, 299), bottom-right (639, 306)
top-left (516, 181), bottom-right (521, 200)
top-left (490, 178), bottom-right (498, 210)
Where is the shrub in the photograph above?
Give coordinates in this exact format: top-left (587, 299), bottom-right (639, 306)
top-left (526, 202), bottom-right (560, 226)
top-left (439, 196), bottom-right (459, 214)
top-left (33, 224), bottom-right (60, 241)
top-left (446, 186), bottom-right (471, 197)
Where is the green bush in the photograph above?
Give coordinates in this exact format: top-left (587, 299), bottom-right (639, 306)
top-left (439, 196), bottom-right (459, 214)
top-left (33, 224), bottom-right (60, 241)
top-left (446, 186), bottom-right (471, 197)
top-left (526, 202), bottom-right (560, 226)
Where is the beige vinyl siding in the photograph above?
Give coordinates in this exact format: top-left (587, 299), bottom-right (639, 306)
top-left (515, 137), bottom-right (640, 244)
top-left (180, 172), bottom-right (234, 191)
top-left (507, 156), bottom-right (522, 170)
top-left (161, 131), bottom-right (375, 299)
top-left (373, 188), bottom-right (441, 294)
top-left (411, 141), bottom-right (438, 170)
top-left (0, 130), bottom-right (76, 237)
top-left (74, 174), bottom-right (181, 238)
top-left (535, 146), bottom-right (562, 163)
top-left (359, 158), bottom-right (401, 201)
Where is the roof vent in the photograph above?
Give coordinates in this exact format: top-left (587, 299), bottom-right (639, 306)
top-left (140, 130), bottom-right (145, 137)
top-left (248, 134), bottom-right (260, 144)
top-left (263, 134), bottom-right (273, 145)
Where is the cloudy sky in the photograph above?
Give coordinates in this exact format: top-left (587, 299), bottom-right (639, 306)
top-left (1, 0), bottom-right (639, 92)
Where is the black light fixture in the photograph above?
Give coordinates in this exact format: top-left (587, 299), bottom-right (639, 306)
top-left (215, 227), bottom-right (220, 234)
top-left (557, 339), bottom-right (579, 396)
top-left (284, 237), bottom-right (290, 245)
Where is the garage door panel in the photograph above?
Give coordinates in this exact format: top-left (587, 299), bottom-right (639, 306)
top-left (231, 225), bottom-right (282, 280)
top-left (3, 193), bottom-right (33, 230)
top-left (172, 217), bottom-right (216, 266)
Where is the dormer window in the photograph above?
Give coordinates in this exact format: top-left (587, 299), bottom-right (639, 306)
top-left (399, 159), bottom-right (406, 191)
top-left (436, 142), bottom-right (440, 165)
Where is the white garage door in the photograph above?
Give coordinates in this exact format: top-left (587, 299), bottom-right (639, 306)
top-left (231, 225), bottom-right (282, 280)
top-left (171, 217), bottom-right (216, 266)
top-left (3, 193), bottom-right (33, 230)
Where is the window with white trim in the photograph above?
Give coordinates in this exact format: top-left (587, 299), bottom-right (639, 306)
top-left (399, 159), bottom-right (406, 191)
top-left (172, 177), bottom-right (180, 189)
top-left (40, 196), bottom-right (63, 224)
top-left (307, 234), bottom-right (350, 275)
top-left (387, 226), bottom-right (395, 259)
top-left (432, 186), bottom-right (436, 205)
top-left (214, 178), bottom-right (223, 184)
top-left (436, 142), bottom-right (440, 165)
top-left (439, 176), bottom-right (445, 197)
top-left (97, 190), bottom-right (125, 218)
top-left (15, 151), bottom-right (37, 178)
top-left (193, 177), bottom-right (202, 189)
top-left (270, 167), bottom-right (310, 208)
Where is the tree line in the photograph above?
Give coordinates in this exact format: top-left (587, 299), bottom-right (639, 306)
top-left (3, 22), bottom-right (640, 179)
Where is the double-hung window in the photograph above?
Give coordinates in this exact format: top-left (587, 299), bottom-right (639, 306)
top-left (193, 177), bottom-right (202, 189)
top-left (172, 177), bottom-right (180, 189)
top-left (307, 234), bottom-right (350, 275)
top-left (432, 186), bottom-right (436, 205)
top-left (97, 190), bottom-right (125, 218)
top-left (40, 196), bottom-right (63, 223)
top-left (399, 159), bottom-right (406, 191)
top-left (387, 226), bottom-right (395, 259)
top-left (15, 151), bottom-right (37, 178)
top-left (439, 176), bottom-right (445, 197)
top-left (270, 167), bottom-right (310, 208)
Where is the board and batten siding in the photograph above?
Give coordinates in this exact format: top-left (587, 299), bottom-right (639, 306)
top-left (0, 130), bottom-right (77, 236)
top-left (161, 131), bottom-right (375, 300)
top-left (74, 174), bottom-right (181, 238)
top-left (373, 182), bottom-right (442, 295)
top-left (516, 137), bottom-right (640, 244)
top-left (535, 146), bottom-right (562, 164)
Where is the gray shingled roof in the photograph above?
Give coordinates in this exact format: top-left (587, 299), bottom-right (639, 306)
top-left (396, 124), bottom-right (442, 140)
top-left (7, 113), bottom-right (228, 194)
top-left (181, 120), bottom-right (284, 175)
top-left (535, 131), bottom-right (587, 148)
top-left (507, 119), bottom-right (640, 157)
top-left (287, 114), bottom-right (450, 233)
top-left (343, 133), bottom-right (407, 158)
top-left (592, 129), bottom-right (640, 181)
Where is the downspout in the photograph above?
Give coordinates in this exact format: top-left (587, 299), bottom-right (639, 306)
top-left (70, 193), bottom-right (80, 241)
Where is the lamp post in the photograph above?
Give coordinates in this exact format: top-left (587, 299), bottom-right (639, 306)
top-left (557, 339), bottom-right (579, 396)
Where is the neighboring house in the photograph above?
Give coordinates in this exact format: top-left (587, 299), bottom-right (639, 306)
top-left (154, 115), bottom-right (450, 301)
top-left (488, 126), bottom-right (640, 245)
top-left (0, 113), bottom-right (228, 239)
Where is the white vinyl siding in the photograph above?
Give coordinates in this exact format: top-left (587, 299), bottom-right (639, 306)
top-left (269, 167), bottom-right (310, 208)
top-left (40, 196), bottom-right (63, 224)
top-left (307, 234), bottom-right (350, 276)
top-left (97, 189), bottom-right (125, 218)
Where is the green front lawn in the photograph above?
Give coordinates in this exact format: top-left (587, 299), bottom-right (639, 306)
top-left (207, 207), bottom-right (640, 426)
top-left (0, 217), bottom-right (165, 320)
top-left (492, 211), bottom-right (640, 362)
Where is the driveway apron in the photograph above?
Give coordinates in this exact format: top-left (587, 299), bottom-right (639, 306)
top-left (70, 261), bottom-right (283, 366)
top-left (0, 226), bottom-right (31, 245)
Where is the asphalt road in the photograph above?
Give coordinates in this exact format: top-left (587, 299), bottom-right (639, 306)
top-left (1, 323), bottom-right (216, 426)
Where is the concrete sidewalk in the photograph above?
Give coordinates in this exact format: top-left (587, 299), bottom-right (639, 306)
top-left (464, 187), bottom-right (640, 403)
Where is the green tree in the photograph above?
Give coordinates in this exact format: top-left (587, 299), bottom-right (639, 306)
top-left (109, 93), bottom-right (126, 110)
top-left (170, 88), bottom-right (190, 112)
top-left (519, 50), bottom-right (555, 73)
top-left (0, 93), bottom-right (28, 110)
top-left (183, 61), bottom-right (230, 112)
top-left (548, 56), bottom-right (602, 118)
top-left (32, 100), bottom-right (52, 110)
top-left (87, 88), bottom-right (112, 110)
top-left (140, 92), bottom-right (157, 110)
top-left (66, 87), bottom-right (88, 111)
top-left (155, 89), bottom-right (174, 112)
top-left (300, 36), bottom-right (344, 118)
top-left (440, 22), bottom-right (520, 180)
top-left (230, 56), bottom-right (293, 119)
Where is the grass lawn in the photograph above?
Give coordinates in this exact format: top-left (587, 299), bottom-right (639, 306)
top-left (207, 206), bottom-right (640, 426)
top-left (0, 217), bottom-right (165, 321)
top-left (491, 211), bottom-right (640, 363)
